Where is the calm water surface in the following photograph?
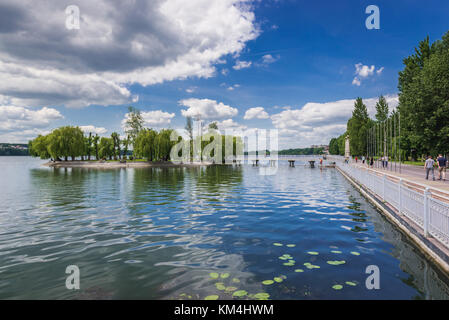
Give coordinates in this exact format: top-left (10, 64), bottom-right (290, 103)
top-left (0, 156), bottom-right (448, 299)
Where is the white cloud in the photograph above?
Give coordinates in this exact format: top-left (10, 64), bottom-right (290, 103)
top-left (186, 87), bottom-right (197, 93)
top-left (233, 60), bottom-right (252, 70)
top-left (0, 0), bottom-right (259, 108)
top-left (261, 54), bottom-right (279, 64)
top-left (243, 107), bottom-right (269, 120)
top-left (179, 98), bottom-right (238, 120)
top-left (271, 95), bottom-right (399, 148)
top-left (0, 106), bottom-right (63, 132)
top-left (352, 63), bottom-right (384, 86)
top-left (79, 126), bottom-right (108, 135)
top-left (216, 119), bottom-right (247, 131)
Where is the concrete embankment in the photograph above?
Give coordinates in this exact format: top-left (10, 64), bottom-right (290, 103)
top-left (337, 166), bottom-right (449, 276)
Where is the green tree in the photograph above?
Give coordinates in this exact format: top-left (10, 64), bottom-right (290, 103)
top-left (111, 132), bottom-right (121, 160)
top-left (93, 134), bottom-right (100, 160)
top-left (208, 122), bottom-right (218, 130)
top-left (375, 95), bottom-right (389, 122)
top-left (125, 107), bottom-right (144, 147)
top-left (347, 98), bottom-right (370, 156)
top-left (134, 128), bottom-right (157, 161)
top-left (99, 137), bottom-right (114, 160)
top-left (328, 138), bottom-right (339, 155)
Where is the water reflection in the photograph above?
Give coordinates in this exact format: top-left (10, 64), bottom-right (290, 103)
top-left (0, 157), bottom-right (448, 299)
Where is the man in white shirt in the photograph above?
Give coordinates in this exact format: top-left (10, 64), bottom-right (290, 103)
top-left (425, 155), bottom-right (435, 181)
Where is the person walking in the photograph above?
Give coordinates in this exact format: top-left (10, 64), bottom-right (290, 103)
top-left (362, 156), bottom-right (365, 164)
top-left (370, 157), bottom-right (374, 167)
top-left (437, 154), bottom-right (447, 181)
top-left (385, 155), bottom-right (388, 169)
top-left (425, 155), bottom-right (435, 181)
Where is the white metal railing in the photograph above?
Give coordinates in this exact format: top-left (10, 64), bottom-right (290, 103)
top-left (337, 162), bottom-right (449, 248)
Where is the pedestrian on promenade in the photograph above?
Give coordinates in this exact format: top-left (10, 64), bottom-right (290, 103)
top-left (362, 156), bottom-right (365, 164)
top-left (381, 156), bottom-right (385, 168)
top-left (385, 155), bottom-right (388, 169)
top-left (437, 154), bottom-right (447, 181)
top-left (355, 156), bottom-right (358, 163)
top-left (425, 155), bottom-right (436, 181)
top-left (370, 157), bottom-right (374, 167)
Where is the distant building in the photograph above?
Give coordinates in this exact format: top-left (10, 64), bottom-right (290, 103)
top-left (311, 144), bottom-right (329, 154)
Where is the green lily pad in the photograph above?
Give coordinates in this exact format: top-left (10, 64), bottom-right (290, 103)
top-left (283, 262), bottom-right (295, 266)
top-left (279, 256), bottom-right (288, 260)
top-left (220, 273), bottom-right (230, 279)
top-left (274, 277), bottom-right (283, 283)
top-left (294, 269), bottom-right (304, 273)
top-left (254, 293), bottom-right (270, 299)
top-left (233, 290), bottom-right (248, 297)
top-left (262, 280), bottom-right (274, 285)
top-left (327, 260), bottom-right (346, 266)
top-left (350, 251), bottom-right (360, 256)
top-left (232, 278), bottom-right (240, 283)
top-left (209, 272), bottom-right (219, 279)
top-left (331, 250), bottom-right (342, 254)
top-left (304, 262), bottom-right (320, 269)
top-left (273, 243), bottom-right (283, 246)
top-left (332, 284), bottom-right (343, 290)
top-left (215, 283), bottom-right (226, 291)
top-left (286, 244), bottom-right (296, 247)
top-left (205, 295), bottom-right (219, 300)
top-left (345, 281), bottom-right (357, 286)
top-left (307, 251), bottom-right (319, 255)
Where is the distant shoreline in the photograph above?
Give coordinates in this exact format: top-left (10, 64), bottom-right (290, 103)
top-left (44, 160), bottom-right (214, 169)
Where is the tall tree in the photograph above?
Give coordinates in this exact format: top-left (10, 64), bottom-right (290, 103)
top-left (375, 96), bottom-right (389, 122)
top-left (125, 107), bottom-right (144, 147)
top-left (111, 132), bottom-right (120, 160)
top-left (93, 134), bottom-right (100, 160)
top-left (347, 98), bottom-right (370, 156)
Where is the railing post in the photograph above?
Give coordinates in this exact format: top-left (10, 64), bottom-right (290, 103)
top-left (423, 187), bottom-right (430, 237)
top-left (398, 178), bottom-right (402, 214)
top-left (382, 174), bottom-right (386, 201)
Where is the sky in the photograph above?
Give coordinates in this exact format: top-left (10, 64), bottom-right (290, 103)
top-left (1, 0), bottom-right (449, 149)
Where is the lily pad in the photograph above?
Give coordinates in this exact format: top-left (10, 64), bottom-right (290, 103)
top-left (233, 290), bottom-right (248, 297)
top-left (286, 244), bottom-right (296, 248)
top-left (225, 286), bottom-right (238, 292)
top-left (262, 280), bottom-right (274, 285)
top-left (274, 277), bottom-right (283, 283)
top-left (232, 278), bottom-right (240, 283)
top-left (209, 272), bottom-right (219, 279)
top-left (307, 251), bottom-right (319, 255)
top-left (283, 262), bottom-right (295, 266)
top-left (205, 295), bottom-right (219, 300)
top-left (345, 281), bottom-right (357, 286)
top-left (273, 243), bottom-right (283, 246)
top-left (304, 262), bottom-right (320, 269)
top-left (327, 260), bottom-right (346, 266)
top-left (220, 273), bottom-right (230, 279)
top-left (331, 250), bottom-right (342, 254)
top-left (332, 284), bottom-right (343, 290)
top-left (215, 283), bottom-right (226, 291)
top-left (254, 293), bottom-right (270, 299)
top-left (294, 269), bottom-right (304, 273)
top-left (350, 251), bottom-right (360, 256)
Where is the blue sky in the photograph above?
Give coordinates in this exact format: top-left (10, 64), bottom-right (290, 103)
top-left (1, 0), bottom-right (449, 148)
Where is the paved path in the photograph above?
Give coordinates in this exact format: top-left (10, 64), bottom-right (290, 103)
top-left (352, 160), bottom-right (449, 195)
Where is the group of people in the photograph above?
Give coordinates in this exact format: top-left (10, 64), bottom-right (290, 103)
top-left (424, 154), bottom-right (447, 181)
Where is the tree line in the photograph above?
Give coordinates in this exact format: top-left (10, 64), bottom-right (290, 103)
top-left (329, 30), bottom-right (449, 159)
top-left (29, 107), bottom-right (242, 163)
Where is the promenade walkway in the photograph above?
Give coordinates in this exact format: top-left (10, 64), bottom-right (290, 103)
top-left (353, 160), bottom-right (449, 198)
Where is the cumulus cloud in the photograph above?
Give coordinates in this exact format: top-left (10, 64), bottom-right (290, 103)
top-left (0, 106), bottom-right (63, 132)
top-left (216, 119), bottom-right (247, 131)
top-left (0, 105), bottom-right (63, 142)
top-left (271, 95), bottom-right (399, 148)
top-left (179, 98), bottom-right (238, 120)
top-left (79, 126), bottom-right (108, 135)
top-left (233, 60), bottom-right (252, 70)
top-left (352, 63), bottom-right (384, 86)
top-left (0, 0), bottom-right (259, 108)
top-left (243, 107), bottom-right (269, 120)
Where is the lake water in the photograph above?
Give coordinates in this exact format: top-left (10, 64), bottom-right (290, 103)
top-left (0, 156), bottom-right (448, 299)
